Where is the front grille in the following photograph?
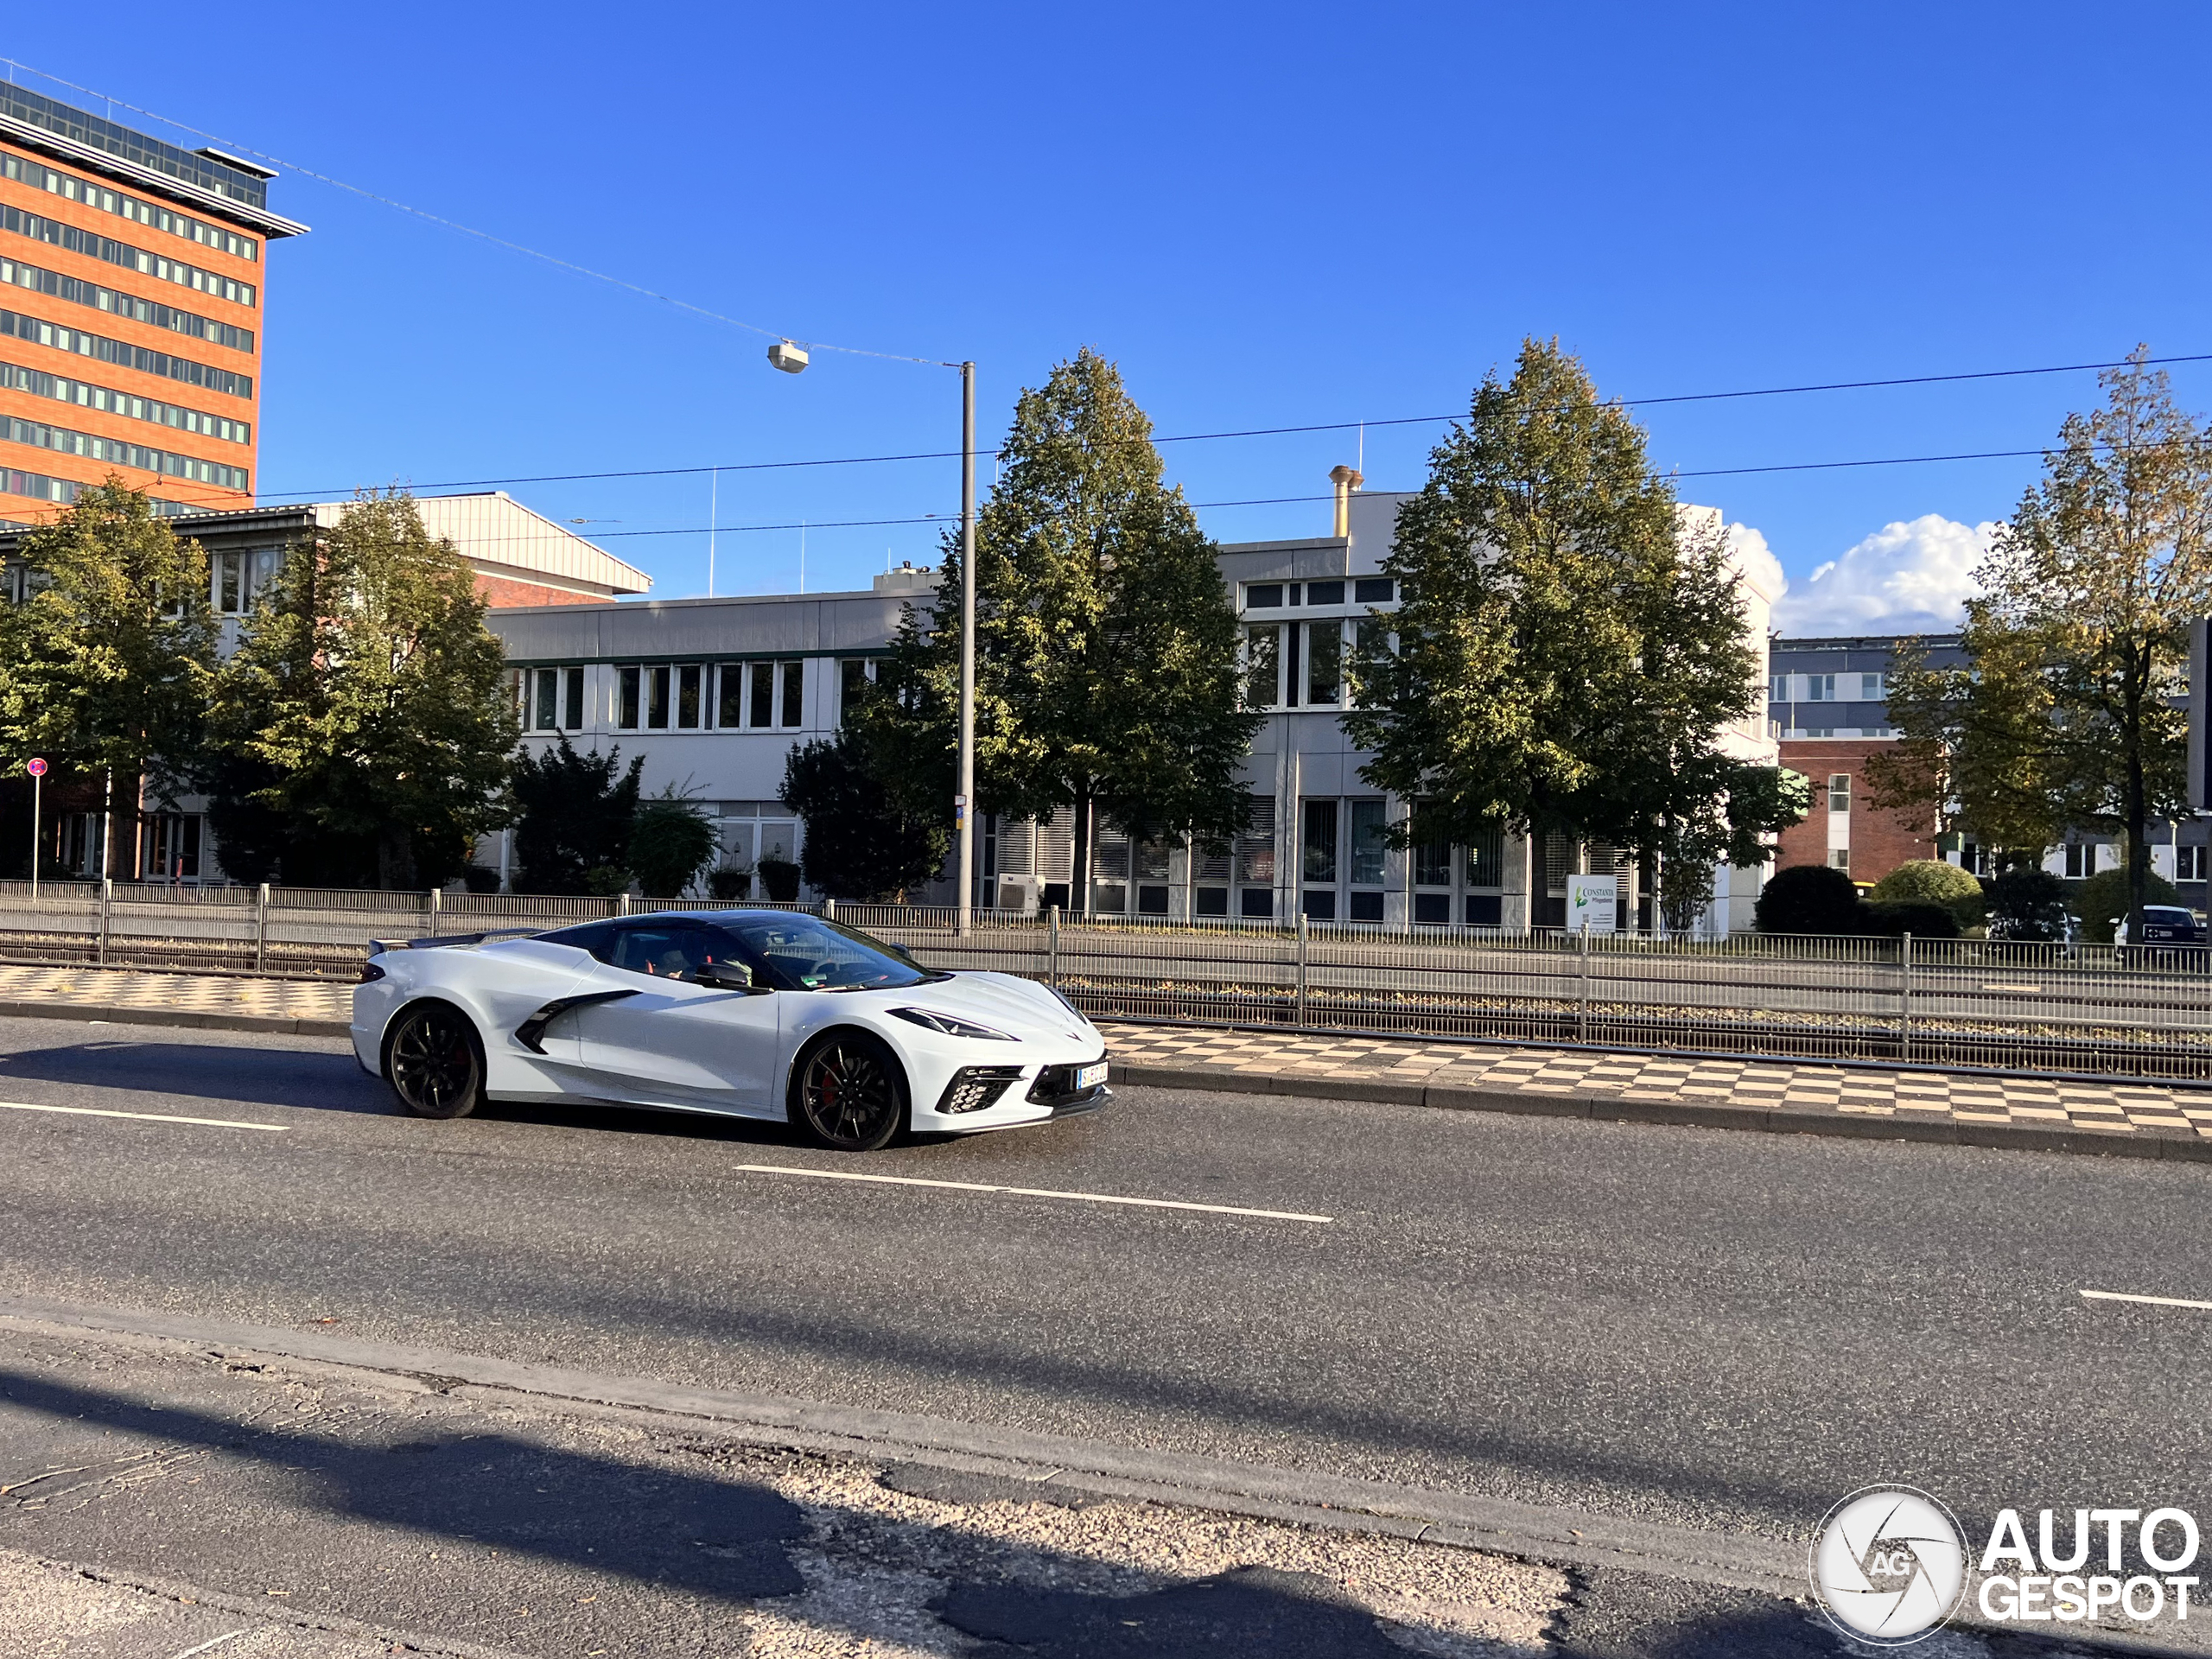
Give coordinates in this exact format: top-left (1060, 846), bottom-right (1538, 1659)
top-left (937, 1065), bottom-right (1023, 1115)
top-left (1027, 1059), bottom-right (1105, 1105)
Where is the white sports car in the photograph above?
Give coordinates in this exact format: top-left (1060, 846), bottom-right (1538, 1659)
top-left (351, 908), bottom-right (1110, 1151)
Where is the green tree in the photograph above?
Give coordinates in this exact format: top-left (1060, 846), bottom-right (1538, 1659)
top-left (1345, 340), bottom-right (1802, 925)
top-left (207, 493), bottom-right (516, 889)
top-left (782, 728), bottom-right (947, 900)
top-left (864, 348), bottom-right (1260, 902)
top-left (0, 479), bottom-right (216, 875)
top-left (1871, 352), bottom-right (2212, 943)
top-left (510, 737), bottom-right (643, 895)
top-left (630, 785), bottom-right (716, 899)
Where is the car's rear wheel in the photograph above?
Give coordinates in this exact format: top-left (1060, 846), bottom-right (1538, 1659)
top-left (385, 1002), bottom-right (486, 1120)
top-left (791, 1030), bottom-right (906, 1151)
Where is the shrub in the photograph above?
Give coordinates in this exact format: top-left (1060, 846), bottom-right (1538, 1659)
top-left (707, 868), bottom-right (752, 901)
top-left (1753, 864), bottom-right (1866, 936)
top-left (630, 789), bottom-right (717, 899)
top-left (2071, 864), bottom-right (2181, 944)
top-left (1988, 867), bottom-right (2072, 942)
top-left (1862, 900), bottom-right (1961, 940)
top-left (758, 857), bottom-right (802, 902)
top-left (461, 863), bottom-right (500, 893)
top-left (1872, 859), bottom-right (1984, 927)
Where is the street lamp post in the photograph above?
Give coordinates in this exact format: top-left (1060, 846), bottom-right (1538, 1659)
top-left (769, 344), bottom-right (979, 937)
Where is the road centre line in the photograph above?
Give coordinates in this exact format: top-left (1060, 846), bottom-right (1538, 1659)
top-left (2079, 1288), bottom-right (2212, 1311)
top-left (0, 1099), bottom-right (287, 1133)
top-left (731, 1162), bottom-right (1332, 1224)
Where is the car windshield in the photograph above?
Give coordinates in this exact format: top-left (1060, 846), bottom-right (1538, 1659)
top-left (718, 913), bottom-right (936, 991)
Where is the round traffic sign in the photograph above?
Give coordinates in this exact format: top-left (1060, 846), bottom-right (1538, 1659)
top-left (25, 758), bottom-right (46, 779)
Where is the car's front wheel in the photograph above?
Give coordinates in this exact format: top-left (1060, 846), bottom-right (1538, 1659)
top-left (385, 1001), bottom-right (486, 1120)
top-left (791, 1031), bottom-right (906, 1152)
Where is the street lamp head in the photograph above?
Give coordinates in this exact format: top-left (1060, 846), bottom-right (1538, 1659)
top-left (767, 340), bottom-right (810, 374)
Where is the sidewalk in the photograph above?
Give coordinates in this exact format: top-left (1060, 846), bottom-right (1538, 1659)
top-left (3, 961), bottom-right (2208, 1161)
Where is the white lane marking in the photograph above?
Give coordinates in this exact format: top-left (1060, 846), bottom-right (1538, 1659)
top-left (732, 1162), bottom-right (1332, 1224)
top-left (2080, 1288), bottom-right (2212, 1311)
top-left (0, 1099), bottom-right (287, 1133)
top-left (169, 1632), bottom-right (251, 1659)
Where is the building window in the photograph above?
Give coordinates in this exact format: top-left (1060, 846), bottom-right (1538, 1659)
top-left (1, 152), bottom-right (260, 260)
top-left (1861, 671), bottom-right (1886, 697)
top-left (1244, 625), bottom-right (1281, 709)
top-left (1770, 673), bottom-right (1788, 702)
top-left (838, 658), bottom-right (874, 724)
top-left (0, 256), bottom-right (257, 354)
top-left (618, 664), bottom-right (641, 729)
top-left (3, 411), bottom-right (249, 490)
top-left (645, 665), bottom-right (670, 729)
top-left (1827, 847), bottom-right (1851, 873)
top-left (1235, 796), bottom-right (1275, 918)
top-left (781, 660), bottom-right (804, 728)
top-left (748, 663), bottom-right (774, 728)
top-left (0, 307), bottom-right (253, 400)
top-left (716, 663), bottom-right (745, 728)
top-left (677, 664), bottom-right (702, 728)
top-left (0, 359), bottom-right (249, 445)
top-left (1243, 582), bottom-right (1283, 609)
top-left (1, 202), bottom-right (257, 306)
top-left (1806, 674), bottom-right (1836, 702)
top-left (2064, 842), bottom-right (2087, 879)
top-left (533, 668), bottom-right (559, 731)
top-left (142, 812), bottom-right (201, 880)
top-left (1300, 798), bottom-right (1338, 919)
top-left (1353, 576), bottom-right (1395, 604)
top-left (2180, 844), bottom-right (2208, 882)
top-left (1306, 579), bottom-right (1345, 606)
top-left (1827, 773), bottom-right (1852, 814)
top-left (1306, 621), bottom-right (1342, 705)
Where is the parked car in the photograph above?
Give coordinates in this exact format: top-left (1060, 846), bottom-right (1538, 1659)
top-left (2114, 906), bottom-right (2207, 957)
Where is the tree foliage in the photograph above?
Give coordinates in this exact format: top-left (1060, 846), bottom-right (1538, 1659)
top-left (861, 348), bottom-right (1260, 899)
top-left (2073, 862), bottom-right (2179, 944)
top-left (1870, 351), bottom-right (2212, 942)
top-left (630, 785), bottom-right (716, 899)
top-left (782, 728), bottom-right (948, 900)
top-left (0, 480), bottom-right (217, 861)
top-left (207, 493), bottom-right (516, 888)
top-left (1752, 864), bottom-right (1864, 936)
top-left (511, 737), bottom-right (642, 895)
top-left (1345, 340), bottom-right (1802, 924)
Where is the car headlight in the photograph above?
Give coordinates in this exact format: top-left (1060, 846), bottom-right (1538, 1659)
top-left (889, 1007), bottom-right (1017, 1041)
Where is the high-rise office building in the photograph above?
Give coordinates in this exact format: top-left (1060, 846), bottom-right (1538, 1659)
top-left (0, 85), bottom-right (307, 524)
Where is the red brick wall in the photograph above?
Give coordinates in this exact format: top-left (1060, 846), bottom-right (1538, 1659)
top-left (1777, 738), bottom-right (1940, 886)
top-left (476, 575), bottom-right (599, 607)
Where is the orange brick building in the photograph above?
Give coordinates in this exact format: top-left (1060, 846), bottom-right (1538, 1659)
top-left (0, 85), bottom-right (307, 524)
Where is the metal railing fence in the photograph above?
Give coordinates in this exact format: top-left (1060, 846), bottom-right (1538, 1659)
top-left (0, 882), bottom-right (2206, 1082)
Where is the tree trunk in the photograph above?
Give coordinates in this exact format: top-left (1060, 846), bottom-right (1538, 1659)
top-left (377, 823), bottom-right (417, 892)
top-left (1637, 840), bottom-right (1658, 937)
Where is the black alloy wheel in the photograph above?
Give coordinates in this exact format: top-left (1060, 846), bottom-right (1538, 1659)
top-left (386, 1003), bottom-right (486, 1120)
top-left (793, 1032), bottom-right (906, 1152)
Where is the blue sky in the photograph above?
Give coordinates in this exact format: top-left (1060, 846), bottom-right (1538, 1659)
top-left (7, 3), bottom-right (2209, 629)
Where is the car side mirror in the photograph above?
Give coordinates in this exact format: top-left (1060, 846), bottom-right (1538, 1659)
top-left (696, 961), bottom-right (759, 992)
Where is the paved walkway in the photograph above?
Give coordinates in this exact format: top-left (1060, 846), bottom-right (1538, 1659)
top-left (1, 962), bottom-right (2206, 1160)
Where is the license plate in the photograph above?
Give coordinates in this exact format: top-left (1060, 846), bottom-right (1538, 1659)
top-left (1075, 1061), bottom-right (1107, 1091)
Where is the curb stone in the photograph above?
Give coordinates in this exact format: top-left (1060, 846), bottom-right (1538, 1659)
top-left (1109, 1062), bottom-right (2212, 1165)
top-left (0, 998), bottom-right (350, 1038)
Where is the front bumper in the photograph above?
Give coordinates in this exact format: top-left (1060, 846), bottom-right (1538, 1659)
top-left (910, 1046), bottom-right (1110, 1132)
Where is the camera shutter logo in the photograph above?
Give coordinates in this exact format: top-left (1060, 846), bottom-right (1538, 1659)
top-left (1810, 1487), bottom-right (1967, 1644)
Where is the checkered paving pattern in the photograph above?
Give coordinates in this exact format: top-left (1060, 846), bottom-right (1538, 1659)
top-left (0, 963), bottom-right (351, 1022)
top-left (1097, 1022), bottom-right (2212, 1138)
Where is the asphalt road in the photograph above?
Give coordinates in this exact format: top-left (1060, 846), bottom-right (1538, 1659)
top-left (0, 1012), bottom-right (2208, 1586)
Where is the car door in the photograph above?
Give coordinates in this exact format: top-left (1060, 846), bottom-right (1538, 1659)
top-left (566, 922), bottom-right (785, 1116)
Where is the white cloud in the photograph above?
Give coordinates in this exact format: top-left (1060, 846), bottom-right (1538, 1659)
top-left (1722, 522), bottom-right (1786, 606)
top-left (1770, 514), bottom-right (1998, 636)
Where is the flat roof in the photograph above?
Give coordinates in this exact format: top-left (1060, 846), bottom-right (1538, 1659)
top-left (0, 85), bottom-right (309, 238)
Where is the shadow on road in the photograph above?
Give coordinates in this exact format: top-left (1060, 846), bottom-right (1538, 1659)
top-left (0, 1364), bottom-right (1452, 1657)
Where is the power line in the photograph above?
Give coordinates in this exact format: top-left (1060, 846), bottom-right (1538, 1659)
top-left (0, 58), bottom-right (941, 367)
top-left (249, 353), bottom-right (2212, 503)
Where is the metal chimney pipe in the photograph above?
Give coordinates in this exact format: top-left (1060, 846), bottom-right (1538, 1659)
top-left (1328, 465), bottom-right (1364, 538)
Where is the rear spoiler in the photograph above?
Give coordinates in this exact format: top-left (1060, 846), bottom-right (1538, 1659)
top-left (367, 928), bottom-right (540, 956)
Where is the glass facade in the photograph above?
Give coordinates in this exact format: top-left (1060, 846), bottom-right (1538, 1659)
top-left (0, 86), bottom-right (271, 211)
top-left (2, 462), bottom-right (197, 513)
top-left (0, 257), bottom-right (255, 353)
top-left (0, 307), bottom-right (252, 397)
top-left (2, 203), bottom-right (256, 306)
top-left (2, 152), bottom-right (260, 259)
